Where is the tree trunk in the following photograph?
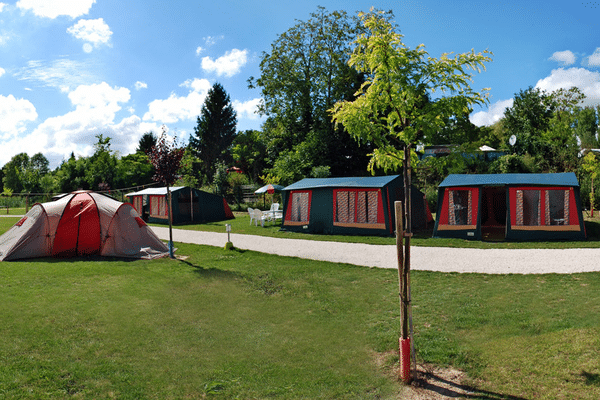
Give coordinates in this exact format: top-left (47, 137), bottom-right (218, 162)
top-left (167, 185), bottom-right (174, 258)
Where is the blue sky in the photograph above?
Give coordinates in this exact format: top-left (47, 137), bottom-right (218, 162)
top-left (1, 0), bottom-right (599, 169)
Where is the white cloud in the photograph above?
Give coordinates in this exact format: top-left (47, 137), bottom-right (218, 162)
top-left (586, 48), bottom-right (600, 67)
top-left (0, 67), bottom-right (5, 77)
top-left (536, 67), bottom-right (600, 107)
top-left (0, 94), bottom-right (38, 138)
top-left (201, 49), bottom-right (248, 77)
top-left (135, 81), bottom-right (148, 90)
top-left (22, 82), bottom-right (161, 167)
top-left (143, 78), bottom-right (211, 123)
top-left (233, 98), bottom-right (261, 120)
top-left (16, 0), bottom-right (96, 19)
top-left (16, 59), bottom-right (98, 91)
top-left (470, 99), bottom-right (514, 127)
top-left (0, 3), bottom-right (6, 12)
top-left (67, 18), bottom-right (112, 52)
top-left (203, 35), bottom-right (223, 47)
top-left (549, 50), bottom-right (576, 66)
top-left (196, 46), bottom-right (204, 56)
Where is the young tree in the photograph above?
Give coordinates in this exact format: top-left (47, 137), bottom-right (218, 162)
top-left (189, 83), bottom-right (237, 183)
top-left (330, 9), bottom-right (491, 381)
top-left (148, 127), bottom-right (185, 258)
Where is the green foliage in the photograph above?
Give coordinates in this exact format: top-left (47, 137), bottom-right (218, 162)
top-left (136, 131), bottom-right (157, 154)
top-left (2, 152), bottom-right (51, 194)
top-left (227, 172), bottom-right (249, 205)
top-left (114, 152), bottom-right (154, 189)
top-left (251, 6), bottom-right (371, 177)
top-left (189, 83), bottom-right (237, 184)
top-left (175, 147), bottom-right (201, 188)
top-left (310, 165), bottom-right (331, 178)
top-left (231, 130), bottom-right (267, 183)
top-left (85, 134), bottom-right (118, 190)
top-left (488, 153), bottom-right (536, 174)
top-left (331, 9), bottom-right (492, 174)
top-left (212, 161), bottom-right (228, 196)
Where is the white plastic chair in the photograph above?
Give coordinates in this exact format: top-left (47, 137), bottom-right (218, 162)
top-left (252, 208), bottom-right (266, 227)
top-left (248, 208), bottom-right (255, 225)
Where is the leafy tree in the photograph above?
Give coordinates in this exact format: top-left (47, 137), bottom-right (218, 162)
top-left (331, 9), bottom-right (491, 174)
top-left (231, 130), bottom-right (267, 183)
top-left (331, 7), bottom-right (491, 251)
top-left (503, 87), bottom-right (554, 155)
top-left (55, 153), bottom-right (89, 192)
top-left (189, 83), bottom-right (237, 183)
top-left (582, 152), bottom-right (600, 215)
top-left (114, 152), bottom-right (154, 189)
top-left (575, 106), bottom-right (599, 149)
top-left (2, 152), bottom-right (51, 194)
top-left (137, 131), bottom-right (157, 154)
top-left (86, 134), bottom-right (118, 190)
top-left (250, 6), bottom-right (371, 177)
top-left (176, 147), bottom-right (202, 188)
top-left (148, 127), bottom-right (185, 259)
top-left (212, 161), bottom-right (228, 197)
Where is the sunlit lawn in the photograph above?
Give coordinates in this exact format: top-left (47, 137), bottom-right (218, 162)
top-left (2, 216), bottom-right (600, 398)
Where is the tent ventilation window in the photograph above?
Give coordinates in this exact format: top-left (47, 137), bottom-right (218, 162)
top-left (290, 192), bottom-right (310, 223)
top-left (448, 190), bottom-right (472, 225)
top-left (333, 190), bottom-right (384, 229)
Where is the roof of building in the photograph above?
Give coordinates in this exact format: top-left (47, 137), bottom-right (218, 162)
top-left (438, 173), bottom-right (579, 188)
top-left (283, 175), bottom-right (400, 191)
top-left (125, 186), bottom-right (187, 197)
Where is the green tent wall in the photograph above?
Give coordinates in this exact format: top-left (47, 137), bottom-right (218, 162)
top-left (281, 175), bottom-right (432, 236)
top-left (433, 173), bottom-right (586, 241)
top-left (126, 186), bottom-right (234, 224)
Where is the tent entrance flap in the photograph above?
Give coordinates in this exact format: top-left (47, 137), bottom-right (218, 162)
top-left (481, 186), bottom-right (507, 241)
top-left (52, 193), bottom-right (101, 257)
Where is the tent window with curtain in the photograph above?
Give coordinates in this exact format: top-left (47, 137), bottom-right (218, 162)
top-left (287, 191), bottom-right (311, 224)
top-left (516, 189), bottom-right (541, 226)
top-left (546, 189), bottom-right (569, 225)
top-left (132, 196), bottom-right (143, 215)
top-left (448, 189), bottom-right (472, 225)
top-left (333, 189), bottom-right (384, 229)
top-left (149, 195), bottom-right (167, 217)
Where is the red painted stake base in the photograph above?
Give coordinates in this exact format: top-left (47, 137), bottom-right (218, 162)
top-left (399, 337), bottom-right (412, 383)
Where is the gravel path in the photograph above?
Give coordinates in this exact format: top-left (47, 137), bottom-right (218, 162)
top-left (152, 227), bottom-right (600, 274)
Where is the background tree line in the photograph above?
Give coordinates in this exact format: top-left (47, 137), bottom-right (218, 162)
top-left (2, 6), bottom-right (600, 213)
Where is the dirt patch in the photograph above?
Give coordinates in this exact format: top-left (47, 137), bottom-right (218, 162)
top-left (375, 351), bottom-right (481, 400)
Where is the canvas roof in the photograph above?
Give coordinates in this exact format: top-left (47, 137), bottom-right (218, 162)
top-left (439, 173), bottom-right (579, 188)
top-left (126, 186), bottom-right (186, 197)
top-left (284, 175), bottom-right (400, 191)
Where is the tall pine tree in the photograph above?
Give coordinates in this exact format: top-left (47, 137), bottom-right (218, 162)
top-left (189, 83), bottom-right (237, 183)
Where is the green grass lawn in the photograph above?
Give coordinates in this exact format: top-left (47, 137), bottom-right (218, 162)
top-left (2, 217), bottom-right (600, 398)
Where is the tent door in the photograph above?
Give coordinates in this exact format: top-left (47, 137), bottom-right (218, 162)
top-left (481, 186), bottom-right (507, 241)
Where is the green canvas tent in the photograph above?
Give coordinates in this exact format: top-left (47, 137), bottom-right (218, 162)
top-left (281, 175), bottom-right (432, 236)
top-left (433, 173), bottom-right (586, 241)
top-left (126, 186), bottom-right (234, 224)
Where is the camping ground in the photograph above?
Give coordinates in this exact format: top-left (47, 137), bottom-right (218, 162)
top-left (1, 216), bottom-right (600, 398)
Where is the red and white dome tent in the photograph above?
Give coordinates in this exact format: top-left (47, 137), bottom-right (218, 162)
top-left (0, 191), bottom-right (169, 261)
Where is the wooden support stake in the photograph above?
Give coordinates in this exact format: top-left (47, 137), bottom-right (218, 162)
top-left (395, 201), bottom-right (411, 383)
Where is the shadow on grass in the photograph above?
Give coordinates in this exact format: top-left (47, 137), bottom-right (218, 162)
top-left (413, 370), bottom-right (528, 400)
top-left (581, 370), bottom-right (600, 387)
top-left (176, 253), bottom-right (243, 281)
